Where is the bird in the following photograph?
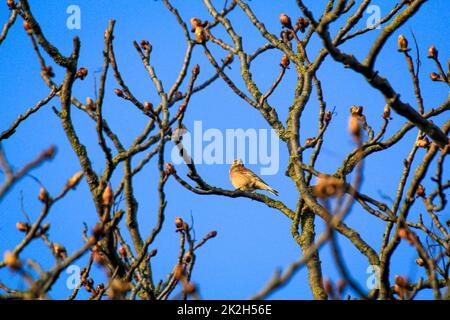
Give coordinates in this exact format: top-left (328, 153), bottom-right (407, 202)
top-left (229, 159), bottom-right (279, 196)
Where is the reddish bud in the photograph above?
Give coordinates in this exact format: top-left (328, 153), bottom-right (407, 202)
top-left (194, 27), bottom-right (207, 44)
top-left (416, 137), bottom-right (430, 149)
top-left (350, 105), bottom-right (364, 116)
top-left (7, 0), bottom-right (16, 9)
top-left (348, 115), bottom-right (361, 138)
top-left (165, 163), bottom-right (176, 175)
top-left (175, 217), bottom-right (184, 229)
top-left (208, 230), bottom-right (218, 238)
top-left (192, 64), bottom-right (200, 77)
top-left (149, 249), bottom-right (158, 258)
top-left (280, 55), bottom-right (290, 68)
top-left (279, 14), bottom-right (293, 29)
top-left (76, 67), bottom-right (88, 80)
top-left (43, 65), bottom-right (55, 77)
top-left (427, 45), bottom-right (438, 59)
top-left (140, 40), bottom-right (150, 51)
top-left (3, 251), bottom-right (21, 270)
top-left (114, 88), bottom-right (124, 97)
top-left (415, 184), bottom-right (426, 198)
top-left (296, 17), bottom-right (309, 32)
top-left (16, 222), bottom-right (30, 233)
top-left (397, 35), bottom-right (409, 52)
top-left (190, 18), bottom-right (202, 28)
top-left (430, 72), bottom-right (440, 81)
top-left (38, 187), bottom-right (49, 203)
top-left (67, 171), bottom-right (83, 189)
top-left (102, 185), bottom-right (113, 206)
top-left (119, 247), bottom-right (126, 260)
top-left (223, 53), bottom-right (234, 65)
top-left (23, 21), bottom-right (32, 34)
top-left (324, 111), bottom-right (332, 123)
top-left (53, 244), bottom-right (67, 259)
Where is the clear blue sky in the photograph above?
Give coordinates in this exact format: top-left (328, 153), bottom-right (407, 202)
top-left (0, 0), bottom-right (449, 299)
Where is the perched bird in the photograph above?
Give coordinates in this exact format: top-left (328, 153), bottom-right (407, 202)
top-left (229, 159), bottom-right (278, 196)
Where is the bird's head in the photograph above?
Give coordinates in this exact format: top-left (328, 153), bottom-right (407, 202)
top-left (231, 158), bottom-right (244, 167)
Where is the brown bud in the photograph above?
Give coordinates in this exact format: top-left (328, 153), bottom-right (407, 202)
top-left (173, 263), bottom-right (185, 280)
top-left (102, 185), bottom-right (113, 206)
top-left (114, 88), bottom-right (124, 97)
top-left (350, 105), bottom-right (364, 116)
top-left (383, 104), bottom-right (392, 120)
top-left (183, 282), bottom-right (196, 295)
top-left (398, 227), bottom-right (409, 240)
top-left (305, 137), bottom-right (316, 145)
top-left (279, 14), bottom-right (293, 29)
top-left (173, 91), bottom-right (183, 100)
top-left (394, 275), bottom-right (408, 288)
top-left (119, 247), bottom-right (126, 260)
top-left (192, 64), bottom-right (200, 77)
top-left (43, 145), bottom-right (56, 158)
top-left (324, 111), bottom-right (332, 123)
top-left (67, 171), bottom-right (83, 189)
top-left (3, 251), bottom-right (21, 270)
top-left (16, 222), bottom-right (30, 233)
top-left (393, 284), bottom-right (401, 295)
top-left (76, 67), bottom-right (88, 80)
top-left (223, 53), bottom-right (234, 65)
top-left (336, 279), bottom-right (346, 295)
top-left (323, 278), bottom-right (334, 296)
top-left (427, 45), bottom-right (438, 59)
top-left (38, 187), bottom-right (49, 203)
top-left (415, 258), bottom-right (425, 266)
top-left (23, 21), bottom-right (32, 34)
top-left (7, 0), bottom-right (16, 9)
top-left (84, 97), bottom-right (94, 111)
top-left (190, 17), bottom-right (202, 28)
top-left (296, 17), bottom-right (309, 32)
top-left (208, 230), bottom-right (218, 238)
top-left (140, 40), bottom-right (150, 51)
top-left (348, 115), bottom-right (361, 138)
top-left (53, 244), bottom-right (67, 259)
top-left (149, 249), bottom-right (158, 258)
top-left (175, 217), bottom-right (184, 229)
top-left (184, 252), bottom-right (192, 263)
top-left (43, 65), bottom-right (55, 78)
top-left (96, 283), bottom-right (105, 292)
top-left (40, 223), bottom-right (50, 234)
top-left (165, 163), bottom-right (176, 175)
top-left (415, 184), bottom-right (426, 198)
top-left (446, 219), bottom-right (450, 227)
top-left (313, 175), bottom-right (345, 199)
top-left (92, 223), bottom-right (104, 240)
top-left (194, 27), bottom-right (207, 44)
top-left (93, 250), bottom-right (107, 266)
top-left (280, 55), bottom-right (290, 68)
top-left (416, 137), bottom-right (430, 149)
top-left (144, 101), bottom-right (153, 111)
top-left (429, 72), bottom-right (440, 81)
top-left (280, 30), bottom-right (294, 43)
top-left (397, 35), bottom-right (409, 52)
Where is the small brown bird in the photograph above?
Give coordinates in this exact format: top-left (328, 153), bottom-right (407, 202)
top-left (229, 159), bottom-right (278, 196)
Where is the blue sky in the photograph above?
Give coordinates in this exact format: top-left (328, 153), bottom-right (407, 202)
top-left (0, 0), bottom-right (449, 299)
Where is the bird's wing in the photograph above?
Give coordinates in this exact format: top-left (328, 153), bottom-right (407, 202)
top-left (240, 167), bottom-right (269, 185)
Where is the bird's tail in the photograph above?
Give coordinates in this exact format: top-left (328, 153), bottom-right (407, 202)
top-left (255, 180), bottom-right (279, 196)
top-left (262, 184), bottom-right (278, 196)
top-left (267, 187), bottom-right (279, 196)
